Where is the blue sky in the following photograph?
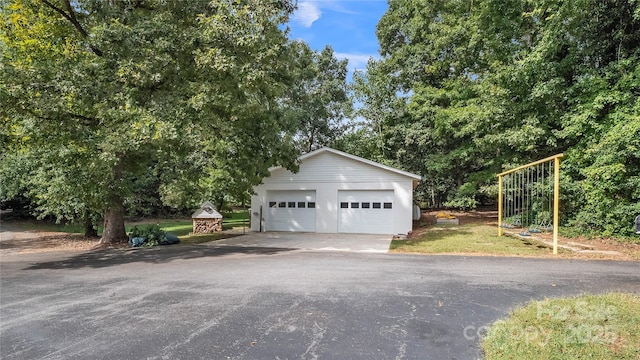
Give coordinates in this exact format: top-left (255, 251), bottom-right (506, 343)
top-left (287, 0), bottom-right (389, 73)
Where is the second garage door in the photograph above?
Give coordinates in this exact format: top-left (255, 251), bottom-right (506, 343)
top-left (338, 190), bottom-right (394, 234)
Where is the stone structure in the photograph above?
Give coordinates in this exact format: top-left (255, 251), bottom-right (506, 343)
top-left (192, 201), bottom-right (223, 234)
top-left (435, 212), bottom-right (459, 225)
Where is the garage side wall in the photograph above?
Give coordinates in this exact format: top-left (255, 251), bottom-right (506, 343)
top-left (251, 152), bottom-right (416, 235)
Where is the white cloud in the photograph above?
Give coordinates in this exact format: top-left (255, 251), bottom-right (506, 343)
top-left (334, 52), bottom-right (378, 70)
top-left (317, 0), bottom-right (359, 15)
top-left (292, 2), bottom-right (322, 28)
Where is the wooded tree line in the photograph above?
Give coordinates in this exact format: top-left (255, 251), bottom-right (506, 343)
top-left (1, 0), bottom-right (638, 240)
top-left (345, 0), bottom-right (639, 237)
top-left (0, 0), bottom-right (350, 242)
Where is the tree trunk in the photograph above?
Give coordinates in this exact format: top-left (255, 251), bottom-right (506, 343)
top-left (306, 137), bottom-right (313, 153)
top-left (431, 186), bottom-right (436, 209)
top-left (307, 129), bottom-right (315, 153)
top-left (216, 197), bottom-right (225, 213)
top-left (83, 210), bottom-right (99, 238)
top-left (100, 195), bottom-right (128, 244)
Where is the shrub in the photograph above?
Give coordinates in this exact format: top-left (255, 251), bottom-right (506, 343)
top-left (128, 224), bottom-right (167, 247)
top-left (443, 196), bottom-right (478, 211)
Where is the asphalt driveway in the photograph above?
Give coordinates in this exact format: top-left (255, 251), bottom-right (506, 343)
top-left (215, 232), bottom-right (393, 253)
top-left (1, 245), bottom-right (639, 359)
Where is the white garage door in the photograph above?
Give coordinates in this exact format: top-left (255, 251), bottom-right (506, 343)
top-left (338, 190), bottom-right (394, 234)
top-left (266, 190), bottom-right (316, 232)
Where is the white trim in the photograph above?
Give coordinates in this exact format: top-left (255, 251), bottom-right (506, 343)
top-left (269, 147), bottom-right (422, 183)
top-left (252, 147), bottom-right (418, 235)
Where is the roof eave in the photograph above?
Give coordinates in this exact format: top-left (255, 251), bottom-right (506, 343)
top-left (268, 147), bottom-right (422, 181)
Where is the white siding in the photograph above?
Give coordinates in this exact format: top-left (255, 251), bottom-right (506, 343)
top-left (267, 152), bottom-right (411, 184)
top-left (251, 149), bottom-right (418, 235)
top-left (338, 190), bottom-right (394, 234)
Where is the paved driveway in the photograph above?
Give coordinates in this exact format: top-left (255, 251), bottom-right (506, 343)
top-left (1, 246), bottom-right (639, 360)
top-left (215, 232), bottom-right (393, 253)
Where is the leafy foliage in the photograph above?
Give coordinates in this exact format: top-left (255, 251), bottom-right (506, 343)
top-left (353, 0), bottom-right (640, 237)
top-left (283, 42), bottom-right (351, 153)
top-left (128, 224), bottom-right (166, 247)
top-left (1, 0), bottom-right (301, 243)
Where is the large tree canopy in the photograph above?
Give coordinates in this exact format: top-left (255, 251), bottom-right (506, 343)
top-left (355, 0), bottom-right (640, 237)
top-left (283, 42), bottom-right (351, 153)
top-left (3, 0), bottom-right (638, 239)
top-left (1, 0), bottom-right (301, 243)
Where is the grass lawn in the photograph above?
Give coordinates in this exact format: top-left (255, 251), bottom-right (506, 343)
top-left (6, 211), bottom-right (250, 239)
top-left (481, 293), bottom-right (640, 359)
top-left (149, 211), bottom-right (250, 236)
top-left (390, 224), bottom-right (563, 256)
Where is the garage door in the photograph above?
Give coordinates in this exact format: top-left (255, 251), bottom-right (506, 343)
top-left (266, 190), bottom-right (316, 232)
top-left (338, 190), bottom-right (394, 234)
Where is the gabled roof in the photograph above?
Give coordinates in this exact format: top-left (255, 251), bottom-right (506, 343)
top-left (191, 201), bottom-right (223, 219)
top-left (269, 147), bottom-right (422, 186)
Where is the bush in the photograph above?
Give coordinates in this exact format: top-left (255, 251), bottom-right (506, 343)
top-left (443, 183), bottom-right (479, 211)
top-left (443, 196), bottom-right (478, 211)
top-left (128, 224), bottom-right (167, 247)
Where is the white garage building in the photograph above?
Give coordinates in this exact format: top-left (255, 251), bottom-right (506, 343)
top-left (250, 147), bottom-right (421, 235)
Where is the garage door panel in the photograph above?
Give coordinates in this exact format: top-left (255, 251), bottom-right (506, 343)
top-left (266, 191), bottom-right (316, 232)
top-left (338, 190), bottom-right (394, 234)
top-left (267, 208), bottom-right (316, 232)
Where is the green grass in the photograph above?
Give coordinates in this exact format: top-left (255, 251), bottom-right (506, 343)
top-left (154, 212), bottom-right (249, 236)
top-left (390, 224), bottom-right (561, 256)
top-left (482, 293), bottom-right (640, 359)
top-left (559, 226), bottom-right (640, 244)
top-left (149, 220), bottom-right (192, 237)
top-left (6, 211), bottom-right (250, 238)
top-left (221, 210), bottom-right (250, 226)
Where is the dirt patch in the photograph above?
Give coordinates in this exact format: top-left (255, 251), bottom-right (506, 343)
top-left (420, 209), bottom-right (498, 226)
top-left (411, 209), bottom-right (640, 260)
top-left (0, 234), bottom-right (102, 254)
top-left (411, 210), bottom-right (497, 238)
top-left (0, 226), bottom-right (243, 254)
top-left (564, 237), bottom-right (640, 260)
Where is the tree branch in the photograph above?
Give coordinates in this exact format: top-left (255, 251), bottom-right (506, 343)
top-left (62, 0), bottom-right (88, 37)
top-left (18, 101), bottom-right (99, 128)
top-left (39, 0), bottom-right (103, 56)
top-left (39, 0), bottom-right (73, 24)
top-left (68, 112), bottom-right (99, 126)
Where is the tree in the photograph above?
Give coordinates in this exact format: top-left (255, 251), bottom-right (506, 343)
top-left (1, 0), bottom-right (299, 243)
top-left (478, 0), bottom-right (640, 235)
top-left (283, 42), bottom-right (351, 153)
top-left (355, 0), bottom-right (639, 236)
top-left (0, 147), bottom-right (104, 237)
top-left (350, 59), bottom-right (410, 164)
top-left (366, 0), bottom-right (496, 207)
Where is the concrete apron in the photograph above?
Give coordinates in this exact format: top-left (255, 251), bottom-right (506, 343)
top-left (212, 232), bottom-right (393, 253)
